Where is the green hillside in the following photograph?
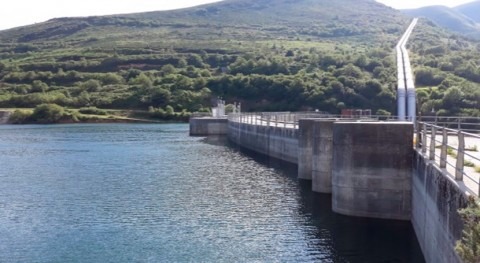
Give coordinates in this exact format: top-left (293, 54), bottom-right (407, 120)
top-left (0, 0), bottom-right (478, 122)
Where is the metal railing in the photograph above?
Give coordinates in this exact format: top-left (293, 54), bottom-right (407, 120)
top-left (191, 112), bottom-right (222, 118)
top-left (418, 116), bottom-right (480, 133)
top-left (228, 112), bottom-right (299, 129)
top-left (227, 112), bottom-right (408, 130)
top-left (416, 121), bottom-right (480, 196)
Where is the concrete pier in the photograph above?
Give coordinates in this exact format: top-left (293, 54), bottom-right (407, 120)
top-left (189, 118), bottom-right (228, 136)
top-left (312, 120), bottom-right (335, 194)
top-left (298, 119), bottom-right (316, 180)
top-left (0, 111), bottom-right (11, 124)
top-left (332, 122), bottom-right (413, 220)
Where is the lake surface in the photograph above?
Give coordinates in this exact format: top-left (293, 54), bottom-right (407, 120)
top-left (0, 124), bottom-right (424, 262)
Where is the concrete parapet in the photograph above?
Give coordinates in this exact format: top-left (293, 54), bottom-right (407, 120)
top-left (332, 122), bottom-right (413, 220)
top-left (189, 118), bottom-right (228, 136)
top-left (312, 120), bottom-right (335, 193)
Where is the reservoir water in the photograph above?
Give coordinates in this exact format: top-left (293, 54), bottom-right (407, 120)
top-left (0, 124), bottom-right (424, 262)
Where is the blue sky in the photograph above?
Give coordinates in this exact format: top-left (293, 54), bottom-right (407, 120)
top-left (0, 0), bottom-right (475, 30)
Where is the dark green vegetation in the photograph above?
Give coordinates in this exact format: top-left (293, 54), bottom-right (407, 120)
top-left (403, 1), bottom-right (480, 39)
top-left (455, 197), bottom-right (480, 263)
top-left (409, 18), bottom-right (480, 117)
top-left (8, 104), bottom-right (190, 124)
top-left (0, 0), bottom-right (479, 120)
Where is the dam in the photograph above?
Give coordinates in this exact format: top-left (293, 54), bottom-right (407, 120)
top-left (190, 113), bottom-right (479, 263)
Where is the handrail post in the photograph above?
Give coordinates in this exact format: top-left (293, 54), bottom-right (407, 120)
top-left (416, 121), bottom-right (421, 149)
top-left (422, 123), bottom-right (427, 154)
top-left (429, 126), bottom-right (436, 161)
top-left (267, 115), bottom-right (270, 127)
top-left (455, 131), bottom-right (465, 181)
top-left (440, 128), bottom-right (447, 168)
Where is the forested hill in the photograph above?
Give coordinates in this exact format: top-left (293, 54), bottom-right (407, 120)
top-left (1, 0), bottom-right (406, 44)
top-left (0, 0), bottom-right (479, 119)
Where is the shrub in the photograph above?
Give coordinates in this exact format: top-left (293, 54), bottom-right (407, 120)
top-left (8, 109), bottom-right (33, 124)
top-left (80, 79), bottom-right (101, 92)
top-left (79, 106), bottom-right (107, 115)
top-left (31, 103), bottom-right (65, 123)
top-left (376, 109), bottom-right (391, 116)
top-left (455, 198), bottom-right (480, 263)
top-left (464, 160), bottom-right (475, 168)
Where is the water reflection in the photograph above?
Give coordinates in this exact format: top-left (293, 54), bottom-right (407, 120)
top-left (0, 124), bottom-right (424, 262)
top-left (231, 141), bottom-right (425, 263)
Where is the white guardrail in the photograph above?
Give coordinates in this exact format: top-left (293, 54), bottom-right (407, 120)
top-left (228, 112), bottom-right (402, 129)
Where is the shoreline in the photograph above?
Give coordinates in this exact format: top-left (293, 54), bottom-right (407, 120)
top-left (0, 108), bottom-right (190, 125)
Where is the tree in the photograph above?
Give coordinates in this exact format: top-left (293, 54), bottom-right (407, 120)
top-left (129, 73), bottom-right (153, 89)
top-left (442, 87), bottom-right (464, 111)
top-left (101, 73), bottom-right (124, 85)
top-left (161, 64), bottom-right (176, 75)
top-left (165, 105), bottom-right (174, 114)
top-left (81, 79), bottom-right (102, 92)
top-left (31, 80), bottom-right (49, 93)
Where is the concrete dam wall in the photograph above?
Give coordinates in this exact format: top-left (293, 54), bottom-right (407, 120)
top-left (228, 121), bottom-right (298, 164)
top-left (412, 151), bottom-right (468, 263)
top-left (190, 116), bottom-right (469, 263)
top-left (227, 118), bottom-right (414, 221)
top-left (189, 118), bottom-right (228, 136)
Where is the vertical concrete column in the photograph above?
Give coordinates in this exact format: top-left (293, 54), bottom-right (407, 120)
top-left (332, 122), bottom-right (413, 220)
top-left (312, 120), bottom-right (335, 193)
top-left (298, 119), bottom-right (316, 180)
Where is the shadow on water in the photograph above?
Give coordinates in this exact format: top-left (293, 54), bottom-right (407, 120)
top-left (221, 139), bottom-right (425, 263)
top-left (298, 183), bottom-right (425, 263)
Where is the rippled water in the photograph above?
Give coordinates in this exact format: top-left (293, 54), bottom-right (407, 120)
top-left (0, 124), bottom-right (424, 262)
